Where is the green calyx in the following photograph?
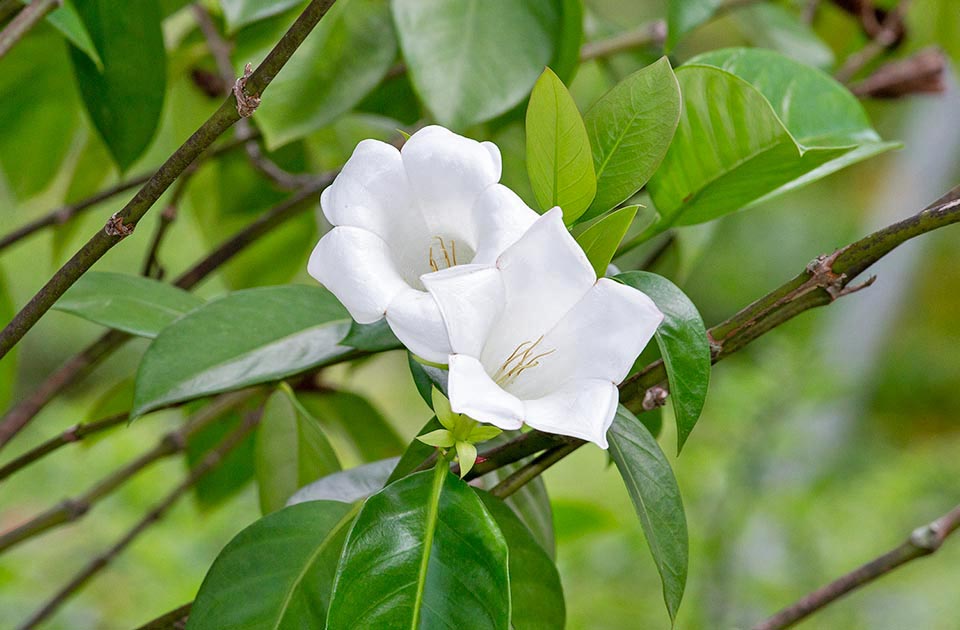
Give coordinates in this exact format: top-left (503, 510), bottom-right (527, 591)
top-left (416, 388), bottom-right (503, 477)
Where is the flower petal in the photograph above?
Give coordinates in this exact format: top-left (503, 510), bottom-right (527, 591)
top-left (421, 264), bottom-right (504, 358)
top-left (523, 379), bottom-right (619, 449)
top-left (385, 288), bottom-right (451, 364)
top-left (469, 184), bottom-right (539, 265)
top-left (448, 354), bottom-right (524, 431)
top-left (308, 227), bottom-right (407, 324)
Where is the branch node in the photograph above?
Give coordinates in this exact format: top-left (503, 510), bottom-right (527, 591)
top-left (641, 385), bottom-right (669, 411)
top-left (805, 253), bottom-right (848, 300)
top-left (63, 424), bottom-right (82, 443)
top-left (233, 63), bottom-right (261, 118)
top-left (104, 212), bottom-right (135, 238)
top-left (909, 524), bottom-right (940, 551)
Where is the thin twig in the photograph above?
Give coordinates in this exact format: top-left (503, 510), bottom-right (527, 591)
top-left (579, 20), bottom-right (667, 61)
top-left (835, 0), bottom-right (911, 83)
top-left (141, 180), bottom-right (188, 279)
top-left (133, 603), bottom-right (192, 630)
top-left (0, 412), bottom-right (127, 482)
top-left (17, 408), bottom-right (263, 630)
top-left (850, 47), bottom-right (947, 99)
top-left (490, 442), bottom-right (582, 499)
top-left (753, 503), bottom-right (960, 630)
top-left (0, 0), bottom-right (338, 363)
top-left (0, 389), bottom-right (259, 554)
top-left (0, 0), bottom-right (61, 61)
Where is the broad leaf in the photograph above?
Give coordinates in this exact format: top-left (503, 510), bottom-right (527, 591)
top-left (734, 4), bottom-right (835, 69)
top-left (185, 399), bottom-right (259, 509)
top-left (526, 67), bottom-right (596, 223)
top-left (53, 272), bottom-right (204, 338)
top-left (392, 0), bottom-right (561, 129)
top-left (298, 390), bottom-right (405, 462)
top-left (617, 271), bottom-right (710, 452)
top-left (234, 0), bottom-right (396, 149)
top-left (328, 463), bottom-right (510, 629)
top-left (187, 500), bottom-right (359, 630)
top-left (131, 286), bottom-right (352, 418)
top-left (646, 49), bottom-right (897, 235)
top-left (665, 0), bottom-right (721, 52)
top-left (69, 0), bottom-right (166, 170)
top-left (255, 387), bottom-right (341, 514)
top-left (220, 0), bottom-right (303, 32)
top-left (576, 205), bottom-right (640, 277)
top-left (42, 0), bottom-right (102, 67)
top-left (583, 57), bottom-right (681, 221)
top-left (551, 0), bottom-right (583, 82)
top-left (607, 406), bottom-right (688, 624)
top-left (479, 493), bottom-right (566, 630)
top-left (339, 319), bottom-right (402, 352)
top-left (289, 457), bottom-right (399, 505)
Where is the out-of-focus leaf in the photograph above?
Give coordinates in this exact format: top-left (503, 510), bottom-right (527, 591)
top-left (288, 457), bottom-right (399, 505)
top-left (328, 464), bottom-right (510, 629)
top-left (583, 57), bottom-right (681, 221)
top-left (0, 271), bottom-right (17, 410)
top-left (233, 0), bottom-right (396, 149)
top-left (734, 4), bottom-right (835, 69)
top-left (479, 492), bottom-right (565, 630)
top-left (386, 416), bottom-right (443, 483)
top-left (185, 399), bottom-right (259, 509)
top-left (907, 0), bottom-right (960, 68)
top-left (298, 390), bottom-right (405, 462)
top-left (665, 0), bottom-right (721, 52)
top-left (526, 67), bottom-right (596, 223)
top-left (340, 319), bottom-right (402, 352)
top-left (187, 500), bottom-right (358, 630)
top-left (576, 205), bottom-right (639, 277)
top-left (391, 0), bottom-right (561, 129)
top-left (255, 387), bottom-right (341, 514)
top-left (617, 271), bottom-right (710, 452)
top-left (607, 406), bottom-right (688, 624)
top-left (220, 0), bottom-right (303, 32)
top-left (646, 50), bottom-right (898, 235)
top-left (53, 272), bottom-right (204, 338)
top-left (132, 286), bottom-right (352, 418)
top-left (38, 0), bottom-right (102, 67)
top-left (69, 0), bottom-right (166, 170)
top-left (551, 0), bottom-right (583, 82)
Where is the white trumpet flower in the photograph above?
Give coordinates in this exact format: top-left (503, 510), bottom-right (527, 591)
top-left (422, 209), bottom-right (663, 448)
top-left (309, 126), bottom-right (539, 363)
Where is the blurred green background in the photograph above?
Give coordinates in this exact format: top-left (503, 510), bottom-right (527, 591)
top-left (2, 0), bottom-right (960, 628)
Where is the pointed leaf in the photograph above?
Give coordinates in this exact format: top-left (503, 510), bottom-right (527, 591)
top-left (576, 205), bottom-right (640, 276)
top-left (617, 271), bottom-right (710, 452)
top-left (288, 458), bottom-right (399, 505)
top-left (455, 440), bottom-right (477, 476)
top-left (187, 500), bottom-right (359, 629)
top-left (44, 0), bottom-right (102, 67)
top-left (607, 406), bottom-right (688, 623)
top-left (328, 463), bottom-right (510, 629)
top-left (418, 429), bottom-right (455, 448)
top-left (339, 319), bottom-right (402, 352)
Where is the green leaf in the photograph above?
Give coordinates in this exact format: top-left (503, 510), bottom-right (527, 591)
top-left (734, 4), bottom-right (835, 69)
top-left (184, 399), bottom-right (258, 509)
top-left (233, 0), bottom-right (397, 149)
top-left (392, 0), bottom-right (561, 129)
top-left (576, 205), bottom-right (640, 276)
top-left (328, 463), bottom-right (510, 629)
top-left (42, 0), bottom-right (102, 67)
top-left (665, 0), bottom-right (721, 51)
top-left (69, 0), bottom-right (166, 170)
top-left (526, 67), bottom-right (596, 223)
top-left (255, 387), bottom-right (341, 514)
top-left (187, 500), bottom-right (359, 630)
top-left (550, 0), bottom-right (583, 82)
top-left (478, 492), bottom-right (565, 630)
top-left (0, 271), bottom-right (17, 410)
top-left (617, 271), bottom-right (710, 452)
top-left (386, 417), bottom-right (444, 484)
top-left (646, 49), bottom-right (898, 234)
top-left (220, 0), bottom-right (303, 32)
top-left (607, 406), bottom-right (688, 624)
top-left (583, 57), bottom-right (681, 221)
top-left (131, 286), bottom-right (352, 418)
top-left (339, 319), bottom-right (402, 352)
top-left (418, 428), bottom-right (455, 448)
top-left (52, 272), bottom-right (204, 338)
top-left (455, 440), bottom-right (478, 476)
top-left (298, 390), bottom-right (406, 462)
top-left (288, 457), bottom-right (399, 505)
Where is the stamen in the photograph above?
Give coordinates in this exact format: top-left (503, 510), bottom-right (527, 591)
top-left (428, 245), bottom-right (439, 272)
top-left (427, 236), bottom-right (460, 272)
top-left (492, 336), bottom-right (556, 387)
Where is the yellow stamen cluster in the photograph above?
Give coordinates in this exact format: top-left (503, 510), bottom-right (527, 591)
top-left (428, 236), bottom-right (458, 272)
top-left (492, 335), bottom-right (555, 387)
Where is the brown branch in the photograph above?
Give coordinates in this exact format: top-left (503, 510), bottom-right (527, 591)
top-left (0, 389), bottom-right (259, 554)
top-left (133, 603), bottom-right (192, 630)
top-left (835, 0), bottom-right (911, 83)
top-left (0, 0), bottom-right (60, 61)
top-left (17, 407), bottom-right (263, 630)
top-left (850, 47), bottom-right (947, 99)
top-left (0, 411), bottom-right (127, 482)
top-left (0, 0), bottom-right (338, 362)
top-left (753, 503), bottom-right (960, 630)
top-left (141, 179), bottom-right (188, 279)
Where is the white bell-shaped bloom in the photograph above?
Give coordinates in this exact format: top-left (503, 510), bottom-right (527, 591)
top-left (309, 126), bottom-right (539, 363)
top-left (422, 209), bottom-right (663, 448)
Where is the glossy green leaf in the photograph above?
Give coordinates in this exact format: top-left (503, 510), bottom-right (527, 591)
top-left (583, 57), bottom-right (681, 221)
top-left (617, 271), bottom-right (710, 452)
top-left (479, 493), bottom-right (565, 630)
top-left (185, 399), bottom-right (258, 509)
top-left (339, 319), bottom-right (402, 352)
top-left (255, 387), bottom-right (341, 514)
top-left (220, 0), bottom-right (303, 32)
top-left (607, 406), bottom-right (688, 624)
top-left (734, 4), bottom-right (835, 69)
top-left (483, 449), bottom-right (556, 559)
top-left (328, 463), bottom-right (510, 629)
top-left (392, 0), bottom-right (561, 129)
top-left (132, 286), bottom-right (352, 418)
top-left (526, 67), bottom-right (596, 223)
top-left (69, 0), bottom-right (166, 170)
top-left (187, 500), bottom-right (359, 630)
top-left (298, 390), bottom-right (405, 462)
top-left (665, 0), bottom-right (721, 52)
top-left (646, 49), bottom-right (898, 234)
top-left (42, 0), bottom-right (102, 67)
top-left (52, 272), bottom-right (204, 338)
top-left (288, 458), bottom-right (399, 505)
top-left (234, 0), bottom-right (396, 149)
top-left (576, 205), bottom-right (639, 277)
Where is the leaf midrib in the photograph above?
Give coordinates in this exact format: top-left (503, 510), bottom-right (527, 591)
top-left (410, 462), bottom-right (447, 629)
